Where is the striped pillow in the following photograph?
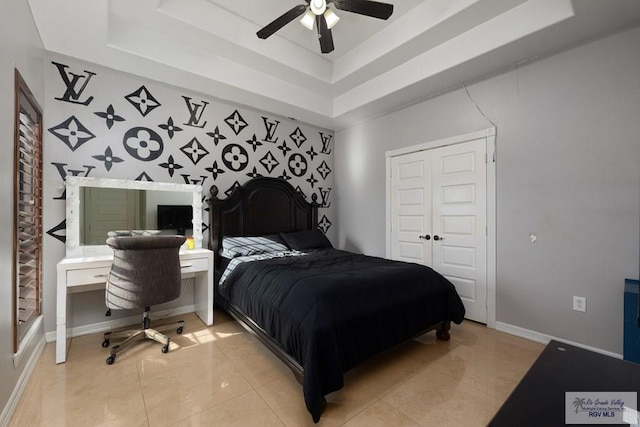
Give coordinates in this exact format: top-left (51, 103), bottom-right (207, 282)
top-left (221, 235), bottom-right (289, 259)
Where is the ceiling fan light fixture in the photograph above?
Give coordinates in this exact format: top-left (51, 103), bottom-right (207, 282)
top-left (300, 9), bottom-right (315, 30)
top-left (257, 0), bottom-right (394, 53)
top-left (324, 8), bottom-right (340, 29)
top-left (309, 0), bottom-right (327, 15)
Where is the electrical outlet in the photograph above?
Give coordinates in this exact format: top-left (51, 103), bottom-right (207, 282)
top-left (573, 296), bottom-right (586, 312)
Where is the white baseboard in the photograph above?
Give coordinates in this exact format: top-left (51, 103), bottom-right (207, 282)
top-left (45, 304), bottom-right (196, 343)
top-left (13, 316), bottom-right (43, 368)
top-left (1, 335), bottom-right (46, 427)
top-left (495, 321), bottom-right (623, 360)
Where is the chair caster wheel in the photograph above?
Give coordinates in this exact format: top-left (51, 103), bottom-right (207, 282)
top-left (161, 345), bottom-right (169, 354)
top-left (176, 326), bottom-right (184, 335)
top-left (102, 339), bottom-right (110, 348)
top-left (106, 355), bottom-right (116, 365)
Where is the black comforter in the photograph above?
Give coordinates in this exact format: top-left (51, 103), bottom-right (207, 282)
top-left (219, 248), bottom-right (465, 422)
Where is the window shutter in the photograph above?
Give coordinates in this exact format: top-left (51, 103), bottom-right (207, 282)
top-left (17, 111), bottom-right (42, 323)
top-left (14, 70), bottom-right (43, 351)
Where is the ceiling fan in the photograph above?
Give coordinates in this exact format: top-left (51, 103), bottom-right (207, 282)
top-left (256, 0), bottom-right (394, 54)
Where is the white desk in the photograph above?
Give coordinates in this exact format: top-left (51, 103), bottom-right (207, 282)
top-left (56, 248), bottom-right (214, 364)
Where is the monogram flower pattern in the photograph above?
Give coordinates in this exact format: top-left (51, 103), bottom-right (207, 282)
top-left (260, 151), bottom-right (279, 174)
top-left (125, 85), bottom-right (161, 117)
top-left (306, 146), bottom-right (319, 161)
top-left (318, 215), bottom-right (332, 234)
top-left (290, 127), bottom-right (307, 148)
top-left (92, 146), bottom-right (124, 171)
top-left (288, 153), bottom-right (308, 177)
top-left (159, 155), bottom-right (184, 177)
top-left (222, 144), bottom-right (249, 171)
top-left (94, 105), bottom-right (125, 129)
top-left (277, 141), bottom-right (292, 157)
top-left (306, 173), bottom-right (318, 188)
top-left (206, 126), bottom-right (227, 146)
top-left (245, 134), bottom-right (263, 152)
top-left (205, 161), bottom-right (225, 180)
top-left (225, 109), bottom-right (248, 135)
top-left (158, 117), bottom-right (183, 139)
top-left (180, 137), bottom-right (210, 165)
top-left (278, 169), bottom-right (292, 181)
top-left (123, 127), bottom-right (163, 161)
top-left (317, 160), bottom-right (332, 180)
top-left (48, 116), bottom-right (96, 151)
top-left (46, 60), bottom-right (335, 244)
top-left (246, 166), bottom-right (263, 179)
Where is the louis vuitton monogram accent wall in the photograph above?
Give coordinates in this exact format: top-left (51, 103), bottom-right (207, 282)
top-left (43, 54), bottom-right (335, 250)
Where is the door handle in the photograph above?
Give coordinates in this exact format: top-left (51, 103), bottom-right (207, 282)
top-left (419, 235), bottom-right (431, 240)
top-left (433, 235), bottom-right (444, 241)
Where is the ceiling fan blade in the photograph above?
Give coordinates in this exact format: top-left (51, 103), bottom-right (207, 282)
top-left (316, 14), bottom-right (334, 54)
top-left (257, 4), bottom-right (308, 39)
top-left (333, 0), bottom-right (393, 20)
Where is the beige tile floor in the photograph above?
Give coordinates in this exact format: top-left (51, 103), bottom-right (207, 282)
top-left (10, 310), bottom-right (544, 427)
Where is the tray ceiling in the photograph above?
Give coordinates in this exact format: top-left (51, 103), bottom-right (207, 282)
top-left (29, 0), bottom-right (640, 129)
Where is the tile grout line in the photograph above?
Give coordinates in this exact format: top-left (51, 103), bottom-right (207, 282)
top-left (134, 359), bottom-right (152, 427)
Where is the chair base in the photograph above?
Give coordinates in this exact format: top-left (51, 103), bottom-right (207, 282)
top-left (103, 318), bottom-right (184, 365)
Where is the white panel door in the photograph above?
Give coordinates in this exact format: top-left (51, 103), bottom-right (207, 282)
top-left (390, 152), bottom-right (432, 265)
top-left (83, 188), bottom-right (139, 245)
top-left (431, 139), bottom-right (487, 323)
top-left (389, 138), bottom-right (488, 323)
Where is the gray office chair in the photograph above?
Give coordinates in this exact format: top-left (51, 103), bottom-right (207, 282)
top-left (102, 235), bottom-right (186, 365)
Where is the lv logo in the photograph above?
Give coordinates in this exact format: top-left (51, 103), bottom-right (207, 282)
top-left (261, 117), bottom-right (280, 143)
top-left (181, 174), bottom-right (208, 186)
top-left (318, 187), bottom-right (332, 208)
top-left (320, 132), bottom-right (333, 154)
top-left (51, 162), bottom-right (95, 200)
top-left (52, 62), bottom-right (96, 106)
top-left (182, 96), bottom-right (209, 128)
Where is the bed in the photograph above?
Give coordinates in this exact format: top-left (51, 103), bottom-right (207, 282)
top-left (207, 177), bottom-right (465, 422)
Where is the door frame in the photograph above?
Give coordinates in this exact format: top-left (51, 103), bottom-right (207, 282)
top-left (385, 128), bottom-right (497, 328)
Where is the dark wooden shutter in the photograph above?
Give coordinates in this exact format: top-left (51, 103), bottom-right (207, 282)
top-left (13, 69), bottom-right (43, 352)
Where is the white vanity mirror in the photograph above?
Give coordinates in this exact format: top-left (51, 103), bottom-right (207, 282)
top-left (65, 176), bottom-right (203, 257)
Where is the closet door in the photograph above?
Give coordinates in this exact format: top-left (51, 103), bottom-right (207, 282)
top-left (83, 187), bottom-right (140, 244)
top-left (390, 151), bottom-right (432, 266)
top-left (389, 138), bottom-right (487, 323)
top-left (431, 139), bottom-right (487, 323)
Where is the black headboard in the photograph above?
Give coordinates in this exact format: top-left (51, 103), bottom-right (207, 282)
top-left (207, 177), bottom-right (319, 268)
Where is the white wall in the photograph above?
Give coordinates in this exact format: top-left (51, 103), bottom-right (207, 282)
top-left (335, 25), bottom-right (640, 355)
top-left (0, 0), bottom-right (46, 422)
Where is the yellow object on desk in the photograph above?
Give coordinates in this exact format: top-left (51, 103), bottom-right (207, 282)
top-left (186, 237), bottom-right (194, 250)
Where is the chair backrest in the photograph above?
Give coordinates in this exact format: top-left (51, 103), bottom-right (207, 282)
top-left (105, 235), bottom-right (186, 310)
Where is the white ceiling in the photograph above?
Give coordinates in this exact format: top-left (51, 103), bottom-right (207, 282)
top-left (29, 0), bottom-right (640, 130)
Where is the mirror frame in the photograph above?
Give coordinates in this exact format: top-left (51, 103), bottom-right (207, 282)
top-left (65, 176), bottom-right (204, 257)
